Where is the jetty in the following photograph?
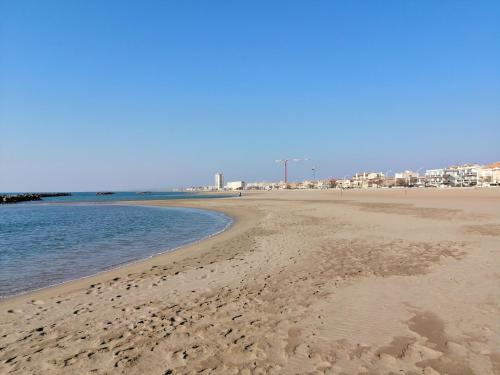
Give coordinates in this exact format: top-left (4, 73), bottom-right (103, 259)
top-left (0, 192), bottom-right (71, 204)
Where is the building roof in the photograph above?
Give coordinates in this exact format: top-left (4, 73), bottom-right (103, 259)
top-left (486, 162), bottom-right (500, 169)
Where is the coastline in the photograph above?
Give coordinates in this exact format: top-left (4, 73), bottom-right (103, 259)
top-left (1, 189), bottom-right (499, 374)
top-left (0, 197), bottom-right (253, 309)
top-left (0, 203), bottom-right (235, 302)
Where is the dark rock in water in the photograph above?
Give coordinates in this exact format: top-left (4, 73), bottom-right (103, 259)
top-left (136, 191), bottom-right (152, 194)
top-left (38, 192), bottom-right (71, 198)
top-left (0, 192), bottom-right (71, 204)
top-left (96, 192), bottom-right (115, 195)
top-left (0, 194), bottom-right (42, 204)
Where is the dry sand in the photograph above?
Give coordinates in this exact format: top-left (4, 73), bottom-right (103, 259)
top-left (1, 188), bottom-right (500, 374)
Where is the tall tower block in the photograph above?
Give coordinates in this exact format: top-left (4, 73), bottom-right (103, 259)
top-left (215, 172), bottom-right (224, 190)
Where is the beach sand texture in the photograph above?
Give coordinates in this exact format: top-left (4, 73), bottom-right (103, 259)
top-left (1, 189), bottom-right (500, 374)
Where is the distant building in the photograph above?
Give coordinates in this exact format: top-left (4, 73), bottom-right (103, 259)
top-left (301, 180), bottom-right (316, 189)
top-left (317, 179), bottom-right (336, 189)
top-left (394, 171), bottom-right (419, 186)
top-left (424, 164), bottom-right (484, 187)
top-left (336, 179), bottom-right (351, 188)
top-left (383, 177), bottom-right (396, 187)
top-left (226, 181), bottom-right (246, 190)
top-left (478, 162), bottom-right (500, 186)
top-left (444, 164), bottom-right (481, 187)
top-left (246, 181), bottom-right (278, 190)
top-left (351, 172), bottom-right (385, 188)
top-left (186, 185), bottom-right (214, 192)
top-left (287, 182), bottom-right (303, 189)
top-left (215, 172), bottom-right (224, 190)
top-left (425, 169), bottom-right (446, 187)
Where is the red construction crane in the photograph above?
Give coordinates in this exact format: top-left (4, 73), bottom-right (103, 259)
top-left (275, 158), bottom-right (309, 184)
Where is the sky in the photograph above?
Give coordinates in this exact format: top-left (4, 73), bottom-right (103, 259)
top-left (1, 1), bottom-right (499, 191)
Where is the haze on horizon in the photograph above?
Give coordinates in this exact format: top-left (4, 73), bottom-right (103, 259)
top-left (1, 1), bottom-right (499, 192)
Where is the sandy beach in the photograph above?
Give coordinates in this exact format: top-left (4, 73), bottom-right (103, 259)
top-left (1, 189), bottom-right (499, 374)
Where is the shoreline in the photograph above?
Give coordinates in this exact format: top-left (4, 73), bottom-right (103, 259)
top-left (0, 197), bottom-right (253, 309)
top-left (0, 203), bottom-right (235, 302)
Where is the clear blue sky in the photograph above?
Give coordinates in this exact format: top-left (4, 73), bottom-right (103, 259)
top-left (1, 1), bottom-right (499, 191)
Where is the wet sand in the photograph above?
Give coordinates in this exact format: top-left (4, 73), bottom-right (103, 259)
top-left (1, 188), bottom-right (500, 374)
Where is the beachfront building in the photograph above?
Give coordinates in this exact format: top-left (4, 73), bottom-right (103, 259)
top-left (444, 164), bottom-right (481, 187)
top-left (185, 185), bottom-right (215, 192)
top-left (336, 179), bottom-right (352, 188)
top-left (425, 164), bottom-right (484, 187)
top-left (276, 181), bottom-right (289, 189)
top-left (225, 181), bottom-right (246, 190)
top-left (490, 162), bottom-right (500, 185)
top-left (416, 175), bottom-right (427, 187)
top-left (300, 180), bottom-right (315, 189)
top-left (215, 172), bottom-right (224, 190)
top-left (384, 177), bottom-right (396, 187)
top-left (316, 179), bottom-right (336, 189)
top-left (478, 162), bottom-right (500, 186)
top-left (351, 172), bottom-right (368, 188)
top-left (351, 172), bottom-right (385, 188)
top-left (245, 181), bottom-right (279, 190)
top-left (394, 171), bottom-right (419, 186)
top-left (425, 168), bottom-right (446, 187)
top-left (300, 179), bottom-right (336, 189)
top-left (287, 182), bottom-right (303, 189)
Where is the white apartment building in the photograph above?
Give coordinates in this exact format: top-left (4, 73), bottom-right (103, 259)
top-left (425, 169), bottom-right (445, 187)
top-left (214, 172), bottom-right (224, 190)
top-left (316, 179), bottom-right (336, 189)
top-left (478, 162), bottom-right (500, 186)
top-left (394, 171), bottom-right (419, 186)
top-left (425, 164), bottom-right (495, 187)
top-left (444, 164), bottom-right (481, 187)
top-left (245, 182), bottom-right (278, 190)
top-left (225, 181), bottom-right (246, 190)
top-left (351, 172), bottom-right (385, 188)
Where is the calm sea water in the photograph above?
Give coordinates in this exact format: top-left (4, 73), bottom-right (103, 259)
top-left (0, 203), bottom-right (231, 298)
top-left (2, 191), bottom-right (234, 203)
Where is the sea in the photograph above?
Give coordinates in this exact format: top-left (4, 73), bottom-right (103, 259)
top-left (0, 192), bottom-right (233, 298)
